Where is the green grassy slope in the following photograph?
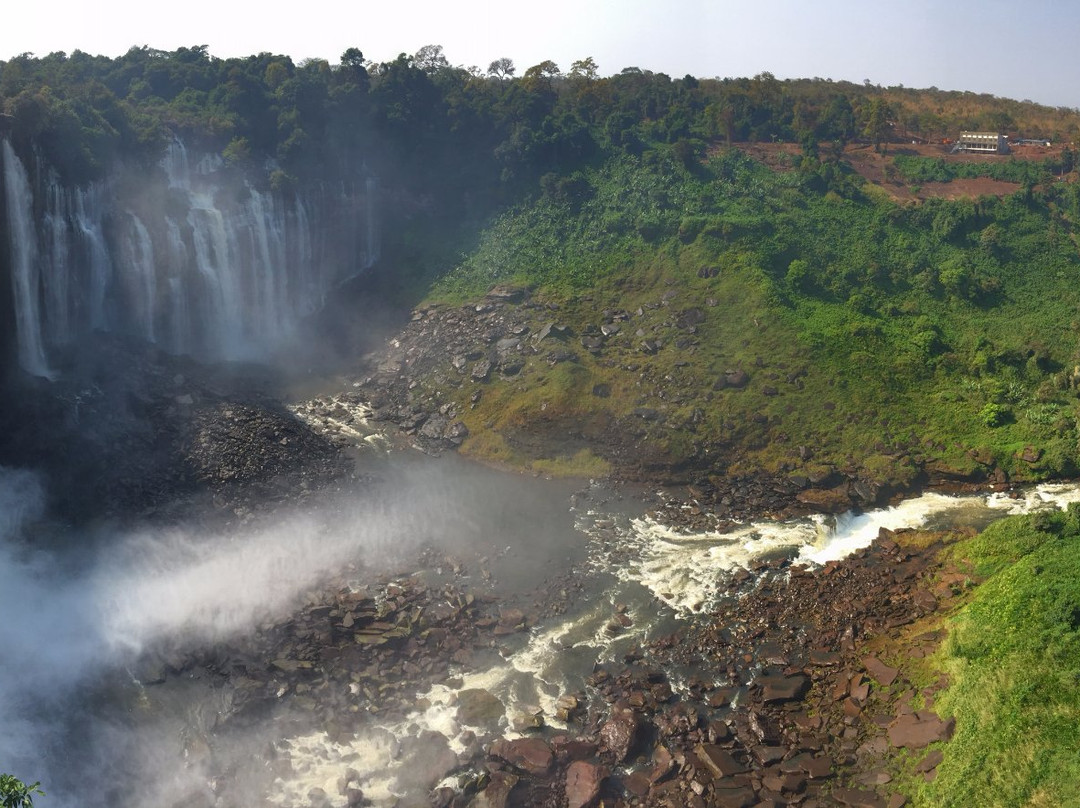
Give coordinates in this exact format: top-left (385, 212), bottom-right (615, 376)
top-left (903, 508), bottom-right (1080, 807)
top-left (425, 147), bottom-right (1080, 486)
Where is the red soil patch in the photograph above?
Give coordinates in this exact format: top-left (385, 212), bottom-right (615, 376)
top-left (716, 140), bottom-right (1063, 202)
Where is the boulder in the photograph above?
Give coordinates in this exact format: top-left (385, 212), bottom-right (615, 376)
top-left (724, 369), bottom-right (750, 388)
top-left (565, 760), bottom-right (608, 808)
top-left (795, 485), bottom-right (853, 513)
top-left (695, 743), bottom-right (747, 777)
top-left (599, 708), bottom-right (640, 762)
top-left (490, 738), bottom-right (553, 776)
top-left (469, 771), bottom-right (519, 808)
top-left (758, 673), bottom-right (810, 703)
top-left (456, 688), bottom-right (505, 727)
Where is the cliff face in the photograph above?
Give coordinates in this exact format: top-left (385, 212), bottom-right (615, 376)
top-left (1, 137), bottom-right (380, 378)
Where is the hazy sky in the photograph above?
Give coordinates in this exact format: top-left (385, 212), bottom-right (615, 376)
top-left (2, 0), bottom-right (1078, 108)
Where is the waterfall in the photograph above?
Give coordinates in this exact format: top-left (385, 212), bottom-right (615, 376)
top-left (73, 185), bottom-right (113, 332)
top-left (117, 213), bottom-right (156, 343)
top-left (365, 176), bottom-right (380, 270)
top-left (2, 140), bottom-right (53, 379)
top-left (3, 136), bottom-right (379, 373)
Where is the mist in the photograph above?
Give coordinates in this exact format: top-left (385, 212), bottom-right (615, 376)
top-left (0, 457), bottom-right (579, 807)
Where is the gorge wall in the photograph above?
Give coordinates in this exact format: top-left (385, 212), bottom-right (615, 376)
top-left (1, 137), bottom-right (380, 378)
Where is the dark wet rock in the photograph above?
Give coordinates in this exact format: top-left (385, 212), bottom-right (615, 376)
top-left (599, 706), bottom-right (640, 762)
top-left (617, 771), bottom-right (651, 797)
top-left (758, 673), bottom-right (810, 703)
top-left (469, 771), bottom-right (519, 808)
top-left (717, 787), bottom-right (759, 808)
top-left (695, 744), bottom-right (747, 777)
top-left (551, 738), bottom-right (597, 762)
top-left (419, 415), bottom-right (449, 440)
top-left (397, 731), bottom-right (458, 790)
top-left (796, 485), bottom-right (853, 513)
top-left (490, 738), bottom-right (553, 776)
top-left (565, 760), bottom-right (608, 808)
top-left (748, 711), bottom-right (782, 745)
top-left (456, 688), bottom-right (505, 727)
top-left (649, 745), bottom-right (676, 783)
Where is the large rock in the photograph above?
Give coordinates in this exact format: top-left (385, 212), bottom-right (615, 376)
top-left (565, 760), bottom-right (608, 808)
top-left (396, 731), bottom-right (458, 791)
top-left (862, 655), bottom-right (899, 687)
top-left (695, 743), bottom-right (747, 778)
top-left (887, 712), bottom-right (955, 748)
top-left (758, 673), bottom-right (810, 703)
top-left (469, 772), bottom-right (519, 808)
top-left (599, 707), bottom-right (640, 762)
top-left (456, 688), bottom-right (505, 727)
top-left (490, 738), bottom-right (553, 776)
top-left (795, 485), bottom-right (853, 513)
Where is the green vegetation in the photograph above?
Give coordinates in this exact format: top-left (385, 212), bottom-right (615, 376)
top-left (0, 775), bottom-right (43, 808)
top-left (432, 140), bottom-right (1080, 483)
top-left (908, 508), bottom-right (1080, 807)
top-left (892, 154), bottom-right (1068, 185)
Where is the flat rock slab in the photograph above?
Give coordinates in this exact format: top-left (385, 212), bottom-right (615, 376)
top-left (887, 711), bottom-right (955, 748)
top-left (713, 785), bottom-right (758, 808)
top-left (758, 673), bottom-right (810, 703)
top-left (915, 748), bottom-right (945, 773)
top-left (695, 743), bottom-right (747, 778)
top-left (490, 737), bottom-right (553, 776)
top-left (863, 655), bottom-right (900, 687)
top-left (832, 787), bottom-right (888, 808)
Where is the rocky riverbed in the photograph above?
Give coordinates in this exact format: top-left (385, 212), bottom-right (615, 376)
top-left (0, 292), bottom-right (1034, 808)
top-left (137, 512), bottom-right (965, 808)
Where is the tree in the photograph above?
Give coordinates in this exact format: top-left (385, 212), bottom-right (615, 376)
top-left (487, 57), bottom-right (515, 79)
top-left (522, 60), bottom-right (561, 94)
top-left (413, 44), bottom-right (448, 74)
top-left (569, 57), bottom-right (599, 80)
top-left (0, 775), bottom-right (43, 808)
top-left (863, 96), bottom-right (892, 153)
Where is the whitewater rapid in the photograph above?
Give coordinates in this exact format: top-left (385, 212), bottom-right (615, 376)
top-left (3, 460), bottom-right (1079, 807)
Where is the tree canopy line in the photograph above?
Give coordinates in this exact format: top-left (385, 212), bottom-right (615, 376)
top-left (3, 44), bottom-right (1079, 203)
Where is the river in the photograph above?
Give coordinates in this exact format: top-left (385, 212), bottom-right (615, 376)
top-left (1, 453), bottom-right (1078, 807)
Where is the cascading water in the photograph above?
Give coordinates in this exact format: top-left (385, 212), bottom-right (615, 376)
top-left (2, 139), bottom-right (53, 379)
top-left (1, 137), bottom-right (378, 374)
